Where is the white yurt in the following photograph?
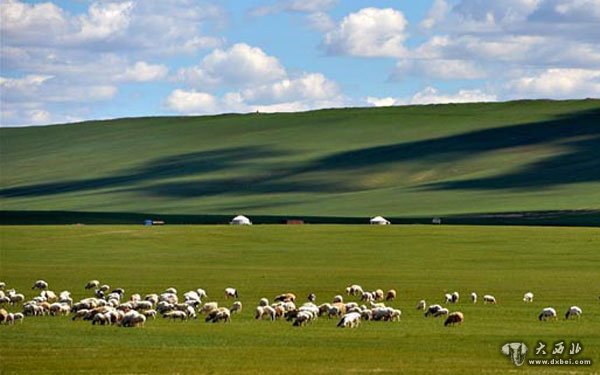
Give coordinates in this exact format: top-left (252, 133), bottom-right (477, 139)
top-left (230, 215), bottom-right (252, 225)
top-left (370, 216), bottom-right (391, 225)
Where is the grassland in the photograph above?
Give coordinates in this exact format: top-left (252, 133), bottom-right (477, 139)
top-left (1, 225), bottom-right (599, 374)
top-left (1, 100), bottom-right (599, 220)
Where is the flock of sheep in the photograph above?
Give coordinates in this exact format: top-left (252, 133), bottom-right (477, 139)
top-left (0, 280), bottom-right (584, 328)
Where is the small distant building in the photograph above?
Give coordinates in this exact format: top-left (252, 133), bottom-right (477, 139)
top-left (230, 215), bottom-right (252, 225)
top-left (370, 216), bottom-right (391, 225)
top-left (285, 219), bottom-right (304, 225)
top-left (432, 217), bottom-right (442, 224)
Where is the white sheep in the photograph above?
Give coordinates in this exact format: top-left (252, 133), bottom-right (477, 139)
top-left (143, 309), bottom-right (157, 319)
top-left (163, 310), bottom-right (188, 321)
top-left (385, 289), bottom-right (397, 301)
top-left (483, 295), bottom-right (497, 304)
top-left (416, 300), bottom-right (427, 310)
top-left (470, 292), bottom-right (477, 303)
top-left (346, 284), bottom-right (364, 296)
top-left (451, 292), bottom-right (459, 303)
top-left (85, 280), bottom-right (100, 290)
top-left (32, 280), bottom-right (48, 290)
top-left (565, 306), bottom-right (582, 320)
top-left (307, 293), bottom-right (316, 303)
top-left (196, 289), bottom-right (208, 299)
top-left (258, 298), bottom-right (269, 307)
top-left (425, 304), bottom-right (443, 317)
top-left (0, 282), bottom-right (5, 289)
top-left (231, 301), bottom-right (243, 314)
top-left (12, 312), bottom-right (24, 323)
top-left (332, 295), bottom-right (344, 303)
top-left (433, 308), bottom-right (449, 317)
top-left (538, 307), bottom-right (557, 321)
top-left (205, 307), bottom-right (231, 323)
top-left (292, 310), bottom-right (313, 327)
top-left (361, 292), bottom-right (374, 302)
top-left (337, 312), bottom-right (361, 328)
top-left (255, 305), bottom-right (276, 320)
top-left (523, 292), bottom-right (534, 303)
top-left (224, 287), bottom-right (238, 299)
top-left (444, 293), bottom-right (453, 303)
top-left (200, 302), bottom-right (219, 314)
top-left (164, 287), bottom-right (178, 295)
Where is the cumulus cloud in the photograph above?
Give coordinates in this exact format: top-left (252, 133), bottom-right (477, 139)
top-left (507, 68), bottom-right (600, 98)
top-left (178, 43), bottom-right (286, 87)
top-left (421, 0), bottom-right (450, 29)
top-left (249, 0), bottom-right (338, 16)
top-left (323, 8), bottom-right (408, 58)
top-left (366, 86), bottom-right (497, 107)
top-left (393, 59), bottom-right (486, 80)
top-left (166, 72), bottom-right (343, 115)
top-left (118, 61), bottom-right (168, 82)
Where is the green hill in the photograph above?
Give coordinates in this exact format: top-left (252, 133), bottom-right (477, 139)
top-left (1, 99), bottom-right (599, 222)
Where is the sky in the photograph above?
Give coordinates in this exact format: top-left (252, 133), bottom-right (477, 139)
top-left (1, 0), bottom-right (599, 127)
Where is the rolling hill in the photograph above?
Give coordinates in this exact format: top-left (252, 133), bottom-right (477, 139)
top-left (1, 99), bottom-right (599, 224)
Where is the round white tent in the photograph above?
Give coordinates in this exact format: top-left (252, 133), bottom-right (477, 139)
top-left (230, 215), bottom-right (252, 225)
top-left (370, 216), bottom-right (390, 225)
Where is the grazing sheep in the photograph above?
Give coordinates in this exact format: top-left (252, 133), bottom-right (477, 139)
top-left (416, 300), bottom-right (427, 310)
top-left (274, 293), bottom-right (296, 303)
top-left (451, 292), bottom-right (459, 303)
top-left (205, 307), bottom-right (231, 323)
top-left (255, 305), bottom-right (276, 320)
top-left (200, 302), bottom-right (219, 314)
top-left (337, 312), bottom-right (361, 328)
top-left (444, 293), bottom-right (453, 303)
top-left (143, 309), bottom-right (157, 319)
top-left (307, 293), bottom-right (316, 303)
top-left (163, 311), bottom-right (188, 321)
top-left (538, 307), bottom-right (557, 321)
top-left (470, 292), bottom-right (477, 303)
top-left (385, 289), bottom-right (397, 301)
top-left (231, 301), bottom-right (243, 314)
top-left (346, 284), bottom-right (364, 296)
top-left (0, 282), bottom-right (5, 290)
top-left (259, 298), bottom-right (269, 307)
top-left (111, 288), bottom-right (125, 296)
top-left (195, 288), bottom-right (207, 299)
top-left (144, 294), bottom-right (159, 305)
top-left (99, 284), bottom-right (110, 293)
top-left (183, 291), bottom-right (200, 301)
top-left (9, 293), bottom-right (25, 305)
top-left (0, 309), bottom-right (8, 324)
top-left (120, 311), bottom-right (146, 327)
top-left (523, 292), bottom-right (534, 303)
top-left (164, 287), bottom-right (178, 295)
top-left (159, 293), bottom-right (178, 305)
top-left (433, 308), bottom-right (449, 317)
top-left (0, 296), bottom-right (10, 305)
top-left (483, 295), bottom-right (497, 304)
top-left (444, 312), bottom-right (464, 326)
top-left (42, 290), bottom-right (57, 303)
top-left (134, 301), bottom-right (153, 311)
top-left (129, 294), bottom-right (141, 303)
top-left (292, 311), bottom-right (313, 327)
top-left (72, 309), bottom-right (90, 320)
top-left (565, 306), bottom-right (582, 320)
top-left (32, 280), bottom-right (48, 290)
top-left (361, 292), bottom-right (374, 302)
top-left (332, 295), bottom-right (344, 303)
top-left (425, 304), bottom-right (443, 317)
top-left (374, 289), bottom-right (385, 301)
top-left (224, 287), bottom-right (238, 299)
top-left (85, 280), bottom-right (100, 290)
top-left (12, 312), bottom-right (24, 323)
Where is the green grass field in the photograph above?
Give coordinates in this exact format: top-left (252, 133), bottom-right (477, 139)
top-left (2, 100), bottom-right (599, 220)
top-left (1, 225), bottom-right (598, 374)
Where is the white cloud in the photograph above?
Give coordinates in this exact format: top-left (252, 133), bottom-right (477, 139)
top-left (249, 0), bottom-right (338, 16)
top-left (178, 43), bottom-right (286, 87)
top-left (411, 86), bottom-right (497, 104)
top-left (167, 72), bottom-right (343, 115)
top-left (74, 1), bottom-right (133, 42)
top-left (324, 8), bottom-right (408, 58)
top-left (165, 89), bottom-right (219, 114)
top-left (393, 59), bottom-right (486, 80)
top-left (366, 87), bottom-right (497, 107)
top-left (507, 68), bottom-right (600, 98)
top-left (306, 12), bottom-right (336, 32)
top-left (421, 0), bottom-right (450, 29)
top-left (119, 61), bottom-right (168, 82)
top-left (366, 97), bottom-right (401, 107)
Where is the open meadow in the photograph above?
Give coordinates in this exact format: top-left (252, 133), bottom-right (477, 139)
top-left (0, 224), bottom-right (599, 374)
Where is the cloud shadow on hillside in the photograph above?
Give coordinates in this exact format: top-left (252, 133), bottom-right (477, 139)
top-left (1, 107), bottom-right (599, 199)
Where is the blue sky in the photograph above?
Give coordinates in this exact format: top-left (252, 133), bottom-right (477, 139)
top-left (1, 0), bottom-right (599, 126)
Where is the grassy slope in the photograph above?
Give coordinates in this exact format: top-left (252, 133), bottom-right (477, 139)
top-left (0, 225), bottom-right (599, 374)
top-left (1, 100), bottom-right (599, 217)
